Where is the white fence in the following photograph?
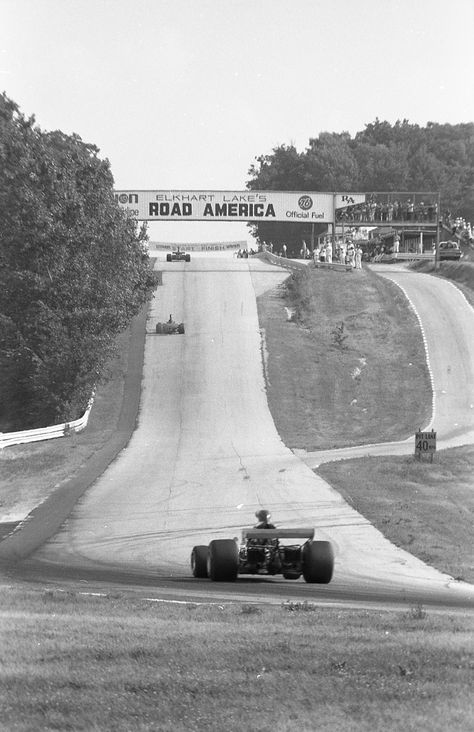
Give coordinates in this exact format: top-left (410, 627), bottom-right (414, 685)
top-left (0, 397), bottom-right (94, 450)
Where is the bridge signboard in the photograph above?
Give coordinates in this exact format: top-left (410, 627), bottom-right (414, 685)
top-left (114, 190), bottom-right (334, 223)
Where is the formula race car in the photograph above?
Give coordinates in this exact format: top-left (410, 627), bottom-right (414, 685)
top-left (155, 315), bottom-right (185, 334)
top-left (191, 528), bottom-right (334, 583)
top-left (166, 247), bottom-right (191, 262)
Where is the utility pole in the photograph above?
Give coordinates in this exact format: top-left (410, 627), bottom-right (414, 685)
top-left (434, 192), bottom-right (441, 270)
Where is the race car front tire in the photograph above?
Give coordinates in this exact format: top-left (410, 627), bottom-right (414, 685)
top-left (166, 253), bottom-right (172, 262)
top-left (177, 323), bottom-right (185, 334)
top-left (155, 323), bottom-right (163, 334)
top-left (302, 540), bottom-right (334, 584)
top-left (208, 539), bottom-right (239, 581)
top-left (185, 254), bottom-right (191, 262)
top-left (191, 545), bottom-right (209, 578)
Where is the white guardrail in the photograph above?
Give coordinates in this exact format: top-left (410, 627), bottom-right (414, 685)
top-left (0, 396), bottom-right (94, 450)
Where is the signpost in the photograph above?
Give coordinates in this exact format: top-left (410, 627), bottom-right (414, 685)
top-left (415, 429), bottom-right (436, 461)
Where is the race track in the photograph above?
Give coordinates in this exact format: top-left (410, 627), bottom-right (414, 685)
top-left (31, 254), bottom-right (474, 608)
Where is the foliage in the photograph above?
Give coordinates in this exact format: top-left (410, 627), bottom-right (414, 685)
top-left (0, 93), bottom-right (158, 430)
top-left (330, 321), bottom-right (349, 350)
top-left (247, 118), bottom-right (474, 254)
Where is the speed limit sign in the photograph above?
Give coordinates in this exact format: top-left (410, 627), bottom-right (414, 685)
top-left (415, 429), bottom-right (436, 460)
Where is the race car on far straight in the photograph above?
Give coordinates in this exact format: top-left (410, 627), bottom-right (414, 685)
top-left (155, 315), bottom-right (185, 334)
top-left (191, 528), bottom-right (334, 583)
top-left (166, 247), bottom-right (191, 262)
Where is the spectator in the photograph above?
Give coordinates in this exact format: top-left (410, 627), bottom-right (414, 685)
top-left (346, 241), bottom-right (355, 267)
top-left (326, 242), bottom-right (333, 264)
top-left (393, 233), bottom-right (400, 257)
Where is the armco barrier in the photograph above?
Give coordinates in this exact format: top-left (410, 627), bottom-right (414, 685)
top-left (0, 397), bottom-right (94, 450)
top-left (255, 251), bottom-right (310, 271)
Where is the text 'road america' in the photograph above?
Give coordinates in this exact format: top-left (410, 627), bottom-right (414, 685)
top-left (148, 202), bottom-right (276, 218)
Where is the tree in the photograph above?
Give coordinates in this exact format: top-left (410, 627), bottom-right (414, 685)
top-left (247, 119), bottom-right (474, 252)
top-left (0, 93), bottom-right (158, 430)
top-left (305, 131), bottom-right (359, 190)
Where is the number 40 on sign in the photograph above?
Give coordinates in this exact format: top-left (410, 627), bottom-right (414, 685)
top-left (415, 429), bottom-right (437, 461)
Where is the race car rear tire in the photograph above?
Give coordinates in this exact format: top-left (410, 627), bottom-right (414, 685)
top-left (191, 545), bottom-right (209, 578)
top-left (302, 541), bottom-right (334, 584)
top-left (166, 253), bottom-right (172, 262)
top-left (155, 323), bottom-right (163, 334)
top-left (208, 539), bottom-right (238, 582)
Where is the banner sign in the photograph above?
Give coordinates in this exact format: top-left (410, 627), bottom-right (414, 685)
top-left (114, 190), bottom-right (334, 223)
top-left (335, 193), bottom-right (367, 209)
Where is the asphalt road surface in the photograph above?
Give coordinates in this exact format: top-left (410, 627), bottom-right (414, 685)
top-left (7, 254), bottom-right (474, 608)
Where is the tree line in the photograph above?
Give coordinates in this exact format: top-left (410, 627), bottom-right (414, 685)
top-left (247, 118), bottom-right (474, 252)
top-left (0, 93), bottom-right (158, 430)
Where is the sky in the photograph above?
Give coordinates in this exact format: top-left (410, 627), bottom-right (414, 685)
top-left (2, 0), bottom-right (474, 245)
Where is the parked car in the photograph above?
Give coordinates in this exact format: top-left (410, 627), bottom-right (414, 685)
top-left (439, 241), bottom-right (462, 260)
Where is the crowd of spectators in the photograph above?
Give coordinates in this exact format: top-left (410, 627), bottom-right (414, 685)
top-left (311, 239), bottom-right (363, 268)
top-left (442, 210), bottom-right (474, 245)
top-left (336, 195), bottom-right (438, 224)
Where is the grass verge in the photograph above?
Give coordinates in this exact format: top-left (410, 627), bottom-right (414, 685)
top-left (316, 448), bottom-right (474, 583)
top-left (258, 265), bottom-right (432, 450)
top-left (0, 587), bottom-right (473, 732)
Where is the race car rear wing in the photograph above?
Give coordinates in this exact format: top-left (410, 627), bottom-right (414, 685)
top-left (242, 528), bottom-right (315, 541)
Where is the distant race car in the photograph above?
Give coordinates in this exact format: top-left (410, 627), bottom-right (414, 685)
top-left (439, 241), bottom-right (462, 260)
top-left (166, 247), bottom-right (191, 262)
top-left (155, 316), bottom-right (185, 335)
top-left (191, 528), bottom-right (334, 583)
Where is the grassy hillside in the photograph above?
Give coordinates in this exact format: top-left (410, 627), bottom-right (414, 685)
top-left (257, 265), bottom-right (432, 450)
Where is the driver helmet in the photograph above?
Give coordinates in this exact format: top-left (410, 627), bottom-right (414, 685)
top-left (255, 509), bottom-right (271, 523)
